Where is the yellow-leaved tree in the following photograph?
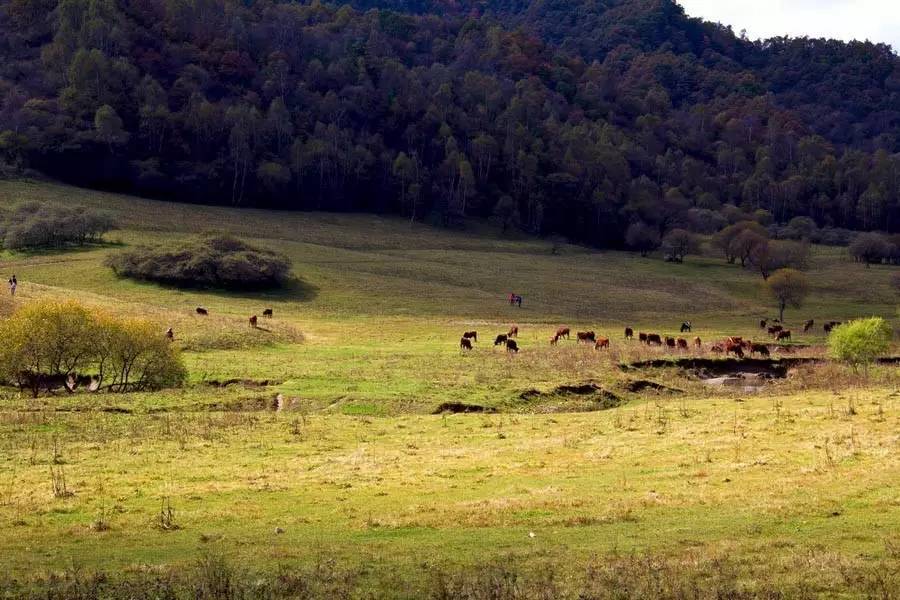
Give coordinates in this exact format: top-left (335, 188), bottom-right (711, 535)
top-left (0, 300), bottom-right (186, 397)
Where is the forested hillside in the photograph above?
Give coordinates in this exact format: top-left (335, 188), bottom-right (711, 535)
top-left (1, 0), bottom-right (899, 246)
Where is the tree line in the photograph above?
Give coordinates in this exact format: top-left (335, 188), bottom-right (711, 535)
top-left (0, 0), bottom-right (899, 247)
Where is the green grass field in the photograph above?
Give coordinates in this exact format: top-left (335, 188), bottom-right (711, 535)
top-left (0, 180), bottom-right (898, 597)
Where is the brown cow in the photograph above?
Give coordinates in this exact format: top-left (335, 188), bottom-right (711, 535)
top-left (508, 325), bottom-right (519, 338)
top-left (693, 336), bottom-right (702, 349)
top-left (767, 325), bottom-right (783, 335)
top-left (624, 327), bottom-right (634, 340)
top-left (749, 343), bottom-right (770, 357)
top-left (725, 341), bottom-right (744, 358)
top-left (577, 331), bottom-right (596, 343)
top-left (506, 339), bottom-right (519, 353)
top-left (646, 334), bottom-right (662, 346)
top-left (676, 338), bottom-right (689, 350)
top-left (594, 337), bottom-right (610, 350)
top-left (555, 327), bottom-right (570, 340)
top-left (249, 315), bottom-right (258, 328)
top-left (638, 332), bottom-right (648, 344)
top-left (776, 330), bottom-right (791, 341)
top-left (196, 307), bottom-right (208, 315)
top-left (550, 335), bottom-right (559, 346)
top-left (803, 319), bottom-right (814, 333)
top-left (460, 337), bottom-right (473, 351)
top-left (665, 337), bottom-right (676, 350)
top-left (463, 331), bottom-right (478, 343)
top-left (494, 334), bottom-right (508, 346)
top-left (263, 308), bottom-right (273, 318)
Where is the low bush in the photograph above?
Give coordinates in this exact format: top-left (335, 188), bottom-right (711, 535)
top-left (0, 201), bottom-right (114, 250)
top-left (106, 234), bottom-right (292, 289)
top-left (0, 300), bottom-right (186, 397)
top-left (828, 317), bottom-right (893, 376)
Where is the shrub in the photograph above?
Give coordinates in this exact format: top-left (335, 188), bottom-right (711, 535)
top-left (624, 222), bottom-right (660, 257)
top-left (0, 201), bottom-right (114, 250)
top-left (828, 318), bottom-right (893, 375)
top-left (0, 300), bottom-right (186, 397)
top-left (849, 232), bottom-right (890, 267)
top-left (660, 228), bottom-right (699, 263)
top-left (106, 234), bottom-right (291, 289)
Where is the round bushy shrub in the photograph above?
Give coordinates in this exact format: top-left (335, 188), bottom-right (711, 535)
top-left (106, 234), bottom-right (291, 289)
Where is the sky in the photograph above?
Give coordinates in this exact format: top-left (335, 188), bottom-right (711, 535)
top-left (678, 0), bottom-right (900, 51)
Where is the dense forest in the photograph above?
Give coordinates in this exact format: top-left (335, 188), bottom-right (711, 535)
top-left (1, 0), bottom-right (899, 246)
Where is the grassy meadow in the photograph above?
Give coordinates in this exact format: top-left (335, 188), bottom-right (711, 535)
top-left (0, 180), bottom-right (898, 597)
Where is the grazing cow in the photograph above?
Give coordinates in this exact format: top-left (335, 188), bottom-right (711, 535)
top-left (665, 337), bottom-right (677, 350)
top-left (767, 325), bottom-right (783, 335)
top-left (776, 330), bottom-right (791, 342)
top-left (506, 339), bottom-right (519, 353)
top-left (555, 327), bottom-right (570, 340)
top-left (676, 338), bottom-right (689, 350)
top-left (263, 308), bottom-right (273, 318)
top-left (165, 327), bottom-right (174, 341)
top-left (725, 342), bottom-right (744, 358)
top-left (577, 331), bottom-right (596, 343)
top-left (594, 337), bottom-right (610, 350)
top-left (196, 307), bottom-right (208, 315)
top-left (749, 343), bottom-right (770, 357)
top-left (759, 319), bottom-right (768, 329)
top-left (693, 336), bottom-right (702, 349)
top-left (463, 331), bottom-right (478, 343)
top-left (508, 325), bottom-right (519, 338)
top-left (803, 319), bottom-right (814, 333)
top-left (624, 327), bottom-right (634, 340)
top-left (646, 334), bottom-right (663, 346)
top-left (711, 344), bottom-right (725, 354)
top-left (680, 321), bottom-right (692, 333)
top-left (638, 332), bottom-right (648, 344)
top-left (494, 334), bottom-right (508, 346)
top-left (460, 337), bottom-right (473, 351)
top-left (249, 315), bottom-right (258, 328)
top-left (550, 335), bottom-right (559, 346)
top-left (824, 321), bottom-right (842, 334)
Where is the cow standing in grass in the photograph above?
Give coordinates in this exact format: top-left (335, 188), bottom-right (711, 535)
top-left (494, 334), bottom-right (508, 346)
top-left (555, 327), bottom-right (570, 340)
top-left (463, 331), bottom-right (478, 343)
top-left (577, 331), bottom-right (596, 344)
top-left (506, 339), bottom-right (519, 353)
top-left (508, 325), bottom-right (519, 338)
top-left (624, 327), bottom-right (634, 340)
top-left (594, 337), bottom-right (610, 350)
top-left (460, 337), bottom-right (473, 351)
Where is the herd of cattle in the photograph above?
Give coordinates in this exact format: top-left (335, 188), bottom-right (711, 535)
top-left (459, 318), bottom-right (840, 357)
top-left (166, 306), bottom-right (275, 340)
